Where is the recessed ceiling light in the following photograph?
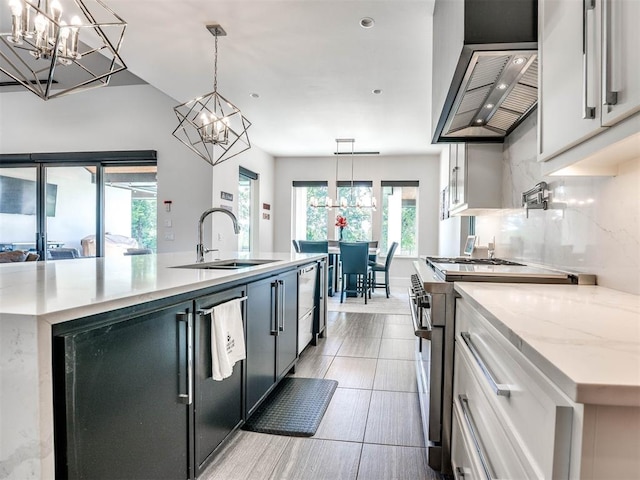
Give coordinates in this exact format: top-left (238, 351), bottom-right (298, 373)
top-left (476, 119), bottom-right (483, 124)
top-left (249, 93), bottom-right (260, 98)
top-left (360, 17), bottom-right (375, 29)
top-left (372, 89), bottom-right (382, 94)
top-left (513, 57), bottom-right (525, 65)
top-left (485, 103), bottom-right (494, 109)
top-left (497, 83), bottom-right (508, 90)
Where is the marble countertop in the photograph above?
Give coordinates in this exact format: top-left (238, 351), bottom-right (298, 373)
top-left (0, 251), bottom-right (323, 324)
top-left (454, 282), bottom-right (640, 407)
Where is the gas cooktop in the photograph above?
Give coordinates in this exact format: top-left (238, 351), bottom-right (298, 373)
top-left (426, 256), bottom-right (525, 266)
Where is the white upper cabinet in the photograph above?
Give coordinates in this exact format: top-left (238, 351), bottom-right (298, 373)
top-left (448, 144), bottom-right (503, 216)
top-left (600, 0), bottom-right (640, 127)
top-left (538, 0), bottom-right (640, 175)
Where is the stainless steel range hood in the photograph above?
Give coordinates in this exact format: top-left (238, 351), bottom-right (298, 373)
top-left (432, 0), bottom-right (538, 143)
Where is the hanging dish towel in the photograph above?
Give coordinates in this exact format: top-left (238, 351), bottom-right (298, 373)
top-left (211, 298), bottom-right (246, 381)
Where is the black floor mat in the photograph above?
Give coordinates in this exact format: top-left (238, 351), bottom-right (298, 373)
top-left (243, 377), bottom-right (338, 437)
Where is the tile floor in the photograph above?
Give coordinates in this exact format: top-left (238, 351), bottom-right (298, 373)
top-left (200, 303), bottom-right (445, 480)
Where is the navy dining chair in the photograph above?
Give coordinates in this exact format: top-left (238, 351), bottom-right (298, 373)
top-left (339, 242), bottom-right (372, 304)
top-left (369, 241), bottom-right (398, 298)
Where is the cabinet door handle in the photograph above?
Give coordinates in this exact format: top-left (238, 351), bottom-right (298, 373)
top-left (271, 281), bottom-right (279, 335)
top-left (458, 395), bottom-right (495, 480)
top-left (278, 279), bottom-right (285, 332)
top-left (601, 0), bottom-right (618, 106)
top-left (460, 332), bottom-right (510, 397)
top-left (177, 312), bottom-right (193, 405)
top-left (582, 0), bottom-right (596, 119)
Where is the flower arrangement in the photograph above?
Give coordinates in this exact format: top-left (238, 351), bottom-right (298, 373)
top-left (335, 215), bottom-right (347, 241)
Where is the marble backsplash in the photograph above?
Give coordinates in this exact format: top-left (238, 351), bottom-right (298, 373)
top-left (475, 114), bottom-right (640, 295)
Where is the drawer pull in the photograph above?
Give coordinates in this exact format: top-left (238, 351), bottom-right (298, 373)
top-left (458, 394), bottom-right (495, 480)
top-left (460, 332), bottom-right (510, 397)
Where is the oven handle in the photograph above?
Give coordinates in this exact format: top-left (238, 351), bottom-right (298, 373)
top-left (408, 289), bottom-right (432, 339)
top-left (461, 332), bottom-right (510, 397)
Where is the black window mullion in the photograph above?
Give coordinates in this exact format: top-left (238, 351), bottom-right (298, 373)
top-left (36, 164), bottom-right (46, 260)
top-left (96, 165), bottom-right (105, 258)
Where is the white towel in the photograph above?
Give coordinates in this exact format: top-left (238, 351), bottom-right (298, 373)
top-left (211, 298), bottom-right (246, 381)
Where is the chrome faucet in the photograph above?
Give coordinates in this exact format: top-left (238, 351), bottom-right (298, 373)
top-left (197, 207), bottom-right (241, 262)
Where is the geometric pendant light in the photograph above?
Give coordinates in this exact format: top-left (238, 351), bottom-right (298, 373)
top-left (0, 0), bottom-right (127, 100)
top-left (172, 24), bottom-right (251, 167)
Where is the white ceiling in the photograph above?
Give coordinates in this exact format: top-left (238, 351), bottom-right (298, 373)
top-left (105, 0), bottom-right (442, 158)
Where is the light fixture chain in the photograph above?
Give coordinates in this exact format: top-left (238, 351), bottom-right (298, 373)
top-left (213, 30), bottom-right (218, 91)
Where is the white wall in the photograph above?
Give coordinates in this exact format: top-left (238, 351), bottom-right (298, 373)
top-left (274, 154), bottom-right (441, 283)
top-left (475, 114), bottom-right (640, 295)
top-left (0, 84), bottom-right (275, 255)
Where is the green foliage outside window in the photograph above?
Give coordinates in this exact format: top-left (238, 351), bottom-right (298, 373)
top-left (131, 199), bottom-right (157, 251)
top-left (305, 186), bottom-right (328, 240)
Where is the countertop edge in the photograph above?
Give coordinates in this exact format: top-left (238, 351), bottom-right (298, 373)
top-left (0, 253), bottom-right (326, 325)
top-left (454, 283), bottom-right (640, 407)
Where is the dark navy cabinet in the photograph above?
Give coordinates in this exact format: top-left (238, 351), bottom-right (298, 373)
top-left (52, 265), bottom-right (304, 479)
top-left (53, 301), bottom-right (193, 480)
top-left (245, 269), bottom-right (298, 417)
top-left (193, 286), bottom-right (246, 476)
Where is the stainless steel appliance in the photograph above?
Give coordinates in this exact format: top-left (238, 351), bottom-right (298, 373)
top-left (297, 263), bottom-right (317, 354)
top-left (411, 256), bottom-right (595, 475)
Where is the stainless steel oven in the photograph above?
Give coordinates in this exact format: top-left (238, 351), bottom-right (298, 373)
top-left (411, 256), bottom-right (595, 475)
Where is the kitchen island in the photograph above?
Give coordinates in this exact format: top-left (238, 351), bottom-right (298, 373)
top-left (452, 282), bottom-right (640, 479)
top-left (0, 251), bottom-right (326, 480)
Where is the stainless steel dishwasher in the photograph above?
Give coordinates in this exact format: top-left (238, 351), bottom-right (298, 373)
top-left (297, 263), bottom-right (317, 354)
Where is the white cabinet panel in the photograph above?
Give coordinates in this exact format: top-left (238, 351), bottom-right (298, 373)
top-left (538, 0), bottom-right (640, 175)
top-left (600, 0), bottom-right (640, 127)
top-left (456, 299), bottom-right (573, 479)
top-left (538, 0), bottom-right (604, 161)
top-left (453, 347), bottom-right (533, 479)
top-left (448, 144), bottom-right (502, 216)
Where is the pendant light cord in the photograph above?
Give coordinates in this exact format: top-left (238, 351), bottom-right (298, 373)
top-left (213, 30), bottom-right (218, 91)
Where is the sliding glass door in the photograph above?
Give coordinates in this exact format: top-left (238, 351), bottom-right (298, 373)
top-left (45, 166), bottom-right (97, 259)
top-left (0, 151), bottom-right (156, 260)
top-left (0, 167), bottom-right (38, 254)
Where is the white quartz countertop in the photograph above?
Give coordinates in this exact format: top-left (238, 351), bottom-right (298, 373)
top-left (454, 282), bottom-right (640, 407)
top-left (0, 251), bottom-right (323, 324)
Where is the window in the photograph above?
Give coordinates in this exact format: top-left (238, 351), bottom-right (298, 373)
top-left (381, 181), bottom-right (418, 256)
top-left (238, 167), bottom-right (258, 252)
top-left (292, 181), bottom-right (328, 241)
top-left (336, 181), bottom-right (373, 241)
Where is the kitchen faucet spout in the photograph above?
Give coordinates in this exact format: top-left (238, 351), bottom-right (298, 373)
top-left (197, 207), bottom-right (241, 262)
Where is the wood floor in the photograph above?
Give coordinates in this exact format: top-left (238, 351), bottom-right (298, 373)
top-left (199, 308), bottom-right (445, 480)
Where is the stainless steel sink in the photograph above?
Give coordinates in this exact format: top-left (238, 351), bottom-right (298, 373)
top-left (172, 259), bottom-right (279, 270)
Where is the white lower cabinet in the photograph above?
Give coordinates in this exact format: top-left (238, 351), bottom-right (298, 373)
top-left (454, 299), bottom-right (574, 479)
top-left (453, 296), bottom-right (640, 479)
top-left (452, 345), bottom-right (535, 479)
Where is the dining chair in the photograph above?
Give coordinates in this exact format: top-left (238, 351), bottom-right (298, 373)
top-left (367, 240), bottom-right (379, 264)
top-left (297, 240), bottom-right (333, 295)
top-left (339, 242), bottom-right (372, 304)
top-left (369, 242), bottom-right (398, 298)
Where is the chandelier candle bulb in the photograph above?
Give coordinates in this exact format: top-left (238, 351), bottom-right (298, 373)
top-left (50, 0), bottom-right (62, 42)
top-left (9, 0), bottom-right (22, 43)
top-left (33, 14), bottom-right (47, 54)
